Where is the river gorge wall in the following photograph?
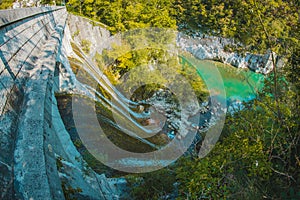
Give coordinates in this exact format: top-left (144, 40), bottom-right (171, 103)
top-left (177, 33), bottom-right (283, 74)
top-left (69, 14), bottom-right (281, 75)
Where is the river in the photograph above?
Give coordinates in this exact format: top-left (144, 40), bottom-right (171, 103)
top-left (182, 56), bottom-right (265, 103)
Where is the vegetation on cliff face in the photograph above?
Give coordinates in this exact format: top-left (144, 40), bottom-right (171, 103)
top-left (67, 0), bottom-right (299, 199)
top-left (67, 0), bottom-right (176, 33)
top-left (96, 49), bottom-right (208, 102)
top-left (0, 0), bottom-right (14, 9)
top-left (0, 0), bottom-right (64, 9)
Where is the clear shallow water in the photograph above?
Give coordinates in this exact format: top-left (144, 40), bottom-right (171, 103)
top-left (182, 56), bottom-right (265, 102)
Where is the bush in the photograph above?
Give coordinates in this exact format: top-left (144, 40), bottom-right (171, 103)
top-left (81, 39), bottom-right (91, 54)
top-left (126, 168), bottom-right (177, 199)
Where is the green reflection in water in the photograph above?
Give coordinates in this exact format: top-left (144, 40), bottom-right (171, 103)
top-left (182, 56), bottom-right (265, 102)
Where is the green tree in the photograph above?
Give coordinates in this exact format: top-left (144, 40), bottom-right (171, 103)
top-left (127, 167), bottom-right (177, 200)
top-left (67, 0), bottom-right (177, 33)
top-left (0, 0), bottom-right (13, 9)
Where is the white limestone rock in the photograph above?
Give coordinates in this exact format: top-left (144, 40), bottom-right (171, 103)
top-left (177, 33), bottom-right (278, 74)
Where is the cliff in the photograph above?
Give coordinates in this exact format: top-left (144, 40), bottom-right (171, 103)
top-left (177, 33), bottom-right (282, 74)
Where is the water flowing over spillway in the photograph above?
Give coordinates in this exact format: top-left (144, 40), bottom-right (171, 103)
top-left (58, 22), bottom-right (264, 172)
top-left (59, 27), bottom-right (209, 172)
top-left (68, 43), bottom-right (165, 148)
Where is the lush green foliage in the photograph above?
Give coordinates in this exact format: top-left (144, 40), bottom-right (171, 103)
top-left (40, 0), bottom-right (64, 6)
top-left (80, 39), bottom-right (91, 54)
top-left (67, 0), bottom-right (176, 33)
top-left (0, 0), bottom-right (64, 10)
top-left (127, 168), bottom-right (177, 200)
top-left (177, 87), bottom-right (300, 199)
top-left (95, 29), bottom-right (208, 101)
top-left (174, 0), bottom-right (299, 54)
top-left (0, 0), bottom-right (14, 9)
top-left (67, 0), bottom-right (298, 54)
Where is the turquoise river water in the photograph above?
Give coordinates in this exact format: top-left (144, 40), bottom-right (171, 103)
top-left (182, 56), bottom-right (265, 102)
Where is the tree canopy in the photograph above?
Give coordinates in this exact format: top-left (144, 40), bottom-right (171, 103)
top-left (67, 0), bottom-right (177, 33)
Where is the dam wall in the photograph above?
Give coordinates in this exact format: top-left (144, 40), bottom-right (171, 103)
top-left (0, 7), bottom-right (66, 199)
top-left (0, 7), bottom-right (118, 199)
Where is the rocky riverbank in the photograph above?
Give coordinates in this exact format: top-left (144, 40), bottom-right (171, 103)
top-left (142, 89), bottom-right (226, 146)
top-left (177, 33), bottom-right (284, 74)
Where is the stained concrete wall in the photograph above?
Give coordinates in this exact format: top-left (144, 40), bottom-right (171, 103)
top-left (0, 7), bottom-right (119, 200)
top-left (67, 14), bottom-right (111, 58)
top-left (0, 6), bottom-right (66, 116)
top-left (0, 7), bottom-right (67, 199)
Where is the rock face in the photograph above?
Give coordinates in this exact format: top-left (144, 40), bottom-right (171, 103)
top-left (67, 14), bottom-right (112, 58)
top-left (177, 33), bottom-right (281, 74)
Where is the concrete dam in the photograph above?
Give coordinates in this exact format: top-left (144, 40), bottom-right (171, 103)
top-left (0, 7), bottom-right (122, 200)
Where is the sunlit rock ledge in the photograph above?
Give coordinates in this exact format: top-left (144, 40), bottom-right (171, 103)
top-left (177, 33), bottom-right (285, 74)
